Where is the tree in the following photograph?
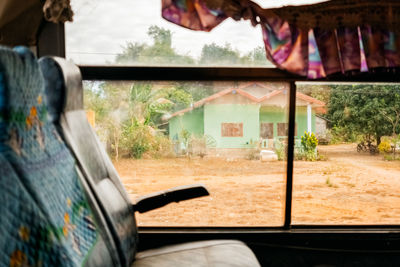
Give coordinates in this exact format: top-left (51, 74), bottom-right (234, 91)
top-left (199, 43), bottom-right (241, 65)
top-left (171, 81), bottom-right (215, 103)
top-left (116, 26), bottom-right (273, 66)
top-left (116, 25), bottom-right (195, 65)
top-left (147, 25), bottom-right (171, 47)
top-left (128, 82), bottom-right (177, 127)
top-left (297, 84), bottom-right (331, 104)
top-left (84, 81), bottom-right (131, 159)
top-left (244, 46), bottom-right (274, 67)
top-left (199, 44), bottom-right (273, 66)
top-left (327, 84), bottom-right (400, 145)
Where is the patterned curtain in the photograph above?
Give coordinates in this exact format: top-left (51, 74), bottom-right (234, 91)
top-left (162, 0), bottom-right (400, 79)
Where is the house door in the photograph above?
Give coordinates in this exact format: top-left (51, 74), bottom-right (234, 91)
top-left (260, 123), bottom-right (273, 148)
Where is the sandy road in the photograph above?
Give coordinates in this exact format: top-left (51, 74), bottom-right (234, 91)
top-left (293, 144), bottom-right (400, 225)
top-left (114, 144), bottom-right (400, 226)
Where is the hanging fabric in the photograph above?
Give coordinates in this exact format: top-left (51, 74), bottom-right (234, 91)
top-left (162, 0), bottom-right (400, 79)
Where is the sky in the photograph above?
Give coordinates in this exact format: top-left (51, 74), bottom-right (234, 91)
top-left (66, 0), bottom-right (328, 65)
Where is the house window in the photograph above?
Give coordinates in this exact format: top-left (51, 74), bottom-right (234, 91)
top-left (221, 123), bottom-right (243, 137)
top-left (260, 123), bottom-right (273, 139)
top-left (277, 123), bottom-right (298, 136)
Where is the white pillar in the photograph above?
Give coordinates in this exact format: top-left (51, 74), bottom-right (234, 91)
top-left (307, 103), bottom-right (312, 133)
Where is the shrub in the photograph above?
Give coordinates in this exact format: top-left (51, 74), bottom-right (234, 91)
top-left (329, 126), bottom-right (359, 144)
top-left (300, 132), bottom-right (318, 161)
top-left (188, 135), bottom-right (207, 157)
top-left (294, 148), bottom-right (304, 160)
top-left (246, 148), bottom-right (261, 160)
top-left (301, 132), bottom-right (318, 151)
top-left (274, 140), bottom-right (287, 161)
top-left (120, 122), bottom-right (153, 159)
top-left (378, 140), bottom-right (392, 154)
top-left (148, 134), bottom-right (174, 158)
top-left (383, 154), bottom-right (399, 161)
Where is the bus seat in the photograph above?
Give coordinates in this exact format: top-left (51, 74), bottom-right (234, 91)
top-left (39, 56), bottom-right (261, 267)
top-left (39, 55), bottom-right (260, 267)
top-left (0, 46), bottom-right (121, 266)
top-left (0, 45), bottom-right (260, 266)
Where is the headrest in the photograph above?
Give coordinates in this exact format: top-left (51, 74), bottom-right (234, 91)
top-left (39, 56), bottom-right (84, 118)
top-left (38, 57), bottom-right (65, 123)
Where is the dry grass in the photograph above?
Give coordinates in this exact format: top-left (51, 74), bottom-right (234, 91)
top-left (114, 144), bottom-right (400, 226)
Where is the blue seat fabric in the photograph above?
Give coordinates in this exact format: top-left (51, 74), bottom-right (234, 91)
top-left (0, 46), bottom-right (98, 266)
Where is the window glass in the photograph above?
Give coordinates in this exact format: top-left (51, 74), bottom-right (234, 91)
top-left (83, 80), bottom-right (289, 226)
top-left (66, 0), bottom-right (274, 67)
top-left (260, 123), bottom-right (274, 139)
top-left (277, 123), bottom-right (298, 136)
top-left (293, 82), bottom-right (400, 225)
top-left (221, 123), bottom-right (243, 137)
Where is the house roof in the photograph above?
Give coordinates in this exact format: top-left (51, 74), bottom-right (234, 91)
top-left (167, 83), bottom-right (326, 119)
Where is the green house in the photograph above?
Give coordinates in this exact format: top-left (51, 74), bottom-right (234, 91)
top-left (167, 83), bottom-right (325, 150)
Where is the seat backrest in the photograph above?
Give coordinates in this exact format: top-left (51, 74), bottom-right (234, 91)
top-left (39, 57), bottom-right (138, 267)
top-left (0, 149), bottom-right (66, 266)
top-left (0, 46), bottom-right (120, 266)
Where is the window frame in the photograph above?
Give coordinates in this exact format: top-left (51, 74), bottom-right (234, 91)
top-left (39, 21), bottom-right (400, 233)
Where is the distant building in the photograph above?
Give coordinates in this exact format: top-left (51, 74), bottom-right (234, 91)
top-left (167, 83), bottom-right (326, 151)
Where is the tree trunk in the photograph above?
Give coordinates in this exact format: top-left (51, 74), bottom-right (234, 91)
top-left (376, 135), bottom-right (381, 145)
top-left (114, 131), bottom-right (119, 161)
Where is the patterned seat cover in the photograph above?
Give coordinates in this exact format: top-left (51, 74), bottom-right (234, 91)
top-left (0, 46), bottom-right (99, 266)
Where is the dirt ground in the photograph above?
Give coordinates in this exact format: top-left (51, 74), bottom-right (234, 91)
top-left (113, 144), bottom-right (400, 226)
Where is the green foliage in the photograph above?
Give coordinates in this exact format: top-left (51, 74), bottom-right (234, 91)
top-left (165, 87), bottom-right (193, 112)
top-left (274, 140), bottom-right (286, 161)
top-left (129, 82), bottom-right (175, 126)
top-left (328, 126), bottom-right (360, 144)
top-left (172, 81), bottom-right (215, 102)
top-left (121, 122), bottom-right (152, 159)
top-left (297, 84), bottom-right (331, 104)
top-left (378, 140), bottom-right (392, 153)
top-left (245, 46), bottom-right (272, 66)
top-left (147, 25), bottom-right (172, 47)
top-left (383, 154), bottom-right (400, 161)
top-left (200, 43), bottom-right (241, 65)
top-left (83, 81), bottom-right (108, 122)
top-left (327, 84), bottom-right (400, 145)
top-left (147, 134), bottom-right (174, 159)
top-left (179, 129), bottom-right (191, 151)
top-left (299, 132), bottom-right (318, 161)
top-left (199, 43), bottom-right (272, 66)
top-left (116, 25), bottom-right (272, 66)
top-left (325, 178), bottom-right (338, 188)
top-left (301, 132), bottom-right (318, 151)
top-left (116, 25), bottom-right (194, 65)
top-left (120, 121), bottom-right (173, 159)
top-left (84, 80), bottom-right (187, 159)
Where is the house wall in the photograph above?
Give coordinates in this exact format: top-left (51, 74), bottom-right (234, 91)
top-left (259, 106), bottom-right (286, 137)
top-left (204, 103), bottom-right (260, 148)
top-left (315, 116), bottom-right (327, 137)
top-left (259, 106), bottom-right (316, 137)
top-left (296, 106), bottom-right (316, 136)
top-left (169, 107), bottom-right (204, 140)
